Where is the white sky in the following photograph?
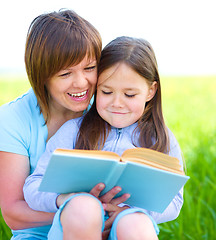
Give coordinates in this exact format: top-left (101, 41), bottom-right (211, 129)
top-left (0, 0), bottom-right (216, 76)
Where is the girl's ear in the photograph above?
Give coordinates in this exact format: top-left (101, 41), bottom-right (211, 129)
top-left (146, 81), bottom-right (157, 102)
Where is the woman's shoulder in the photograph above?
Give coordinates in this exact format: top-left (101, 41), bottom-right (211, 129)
top-left (0, 88), bottom-right (43, 141)
top-left (0, 88), bottom-right (38, 118)
top-left (0, 89), bottom-right (43, 155)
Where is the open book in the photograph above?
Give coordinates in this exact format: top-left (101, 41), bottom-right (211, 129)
top-left (39, 148), bottom-right (189, 213)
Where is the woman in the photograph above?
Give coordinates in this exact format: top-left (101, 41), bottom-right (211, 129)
top-left (0, 9), bottom-right (128, 240)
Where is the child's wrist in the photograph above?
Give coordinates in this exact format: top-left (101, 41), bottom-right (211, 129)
top-left (56, 193), bottom-right (76, 208)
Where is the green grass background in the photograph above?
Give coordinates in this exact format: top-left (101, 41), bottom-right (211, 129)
top-left (0, 75), bottom-right (216, 239)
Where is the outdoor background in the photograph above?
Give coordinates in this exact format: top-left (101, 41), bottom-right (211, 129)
top-left (0, 0), bottom-right (215, 239)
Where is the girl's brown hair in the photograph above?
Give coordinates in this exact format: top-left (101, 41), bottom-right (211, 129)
top-left (76, 36), bottom-right (169, 153)
top-left (25, 9), bottom-right (102, 121)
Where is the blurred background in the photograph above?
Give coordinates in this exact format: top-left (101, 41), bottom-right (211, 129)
top-left (1, 0), bottom-right (216, 77)
top-left (0, 0), bottom-right (216, 239)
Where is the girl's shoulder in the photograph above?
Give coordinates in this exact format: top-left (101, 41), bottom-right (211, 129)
top-left (166, 128), bottom-right (183, 164)
top-left (167, 128), bottom-right (179, 149)
top-left (52, 116), bottom-right (84, 140)
top-left (47, 116), bottom-right (84, 150)
top-left (59, 116), bottom-right (84, 130)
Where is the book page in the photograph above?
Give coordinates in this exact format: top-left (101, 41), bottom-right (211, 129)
top-left (55, 149), bottom-right (121, 161)
top-left (121, 148), bottom-right (184, 174)
top-left (122, 156), bottom-right (184, 175)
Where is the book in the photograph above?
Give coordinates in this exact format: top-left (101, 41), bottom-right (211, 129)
top-left (39, 148), bottom-right (189, 213)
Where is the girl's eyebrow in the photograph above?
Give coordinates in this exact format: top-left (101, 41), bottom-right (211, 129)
top-left (98, 85), bottom-right (140, 93)
top-left (123, 88), bottom-right (139, 91)
top-left (100, 85), bottom-right (111, 88)
top-left (97, 84), bottom-right (112, 88)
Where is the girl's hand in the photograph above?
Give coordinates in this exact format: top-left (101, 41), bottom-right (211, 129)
top-left (90, 183), bottom-right (130, 206)
top-left (102, 203), bottom-right (130, 240)
top-left (56, 193), bottom-right (76, 208)
top-left (90, 183), bottom-right (130, 240)
top-left (56, 183), bottom-right (130, 209)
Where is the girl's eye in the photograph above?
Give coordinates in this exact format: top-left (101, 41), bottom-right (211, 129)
top-left (102, 90), bottom-right (112, 95)
top-left (125, 93), bottom-right (136, 98)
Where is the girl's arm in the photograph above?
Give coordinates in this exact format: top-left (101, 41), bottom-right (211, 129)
top-left (146, 132), bottom-right (185, 224)
top-left (24, 152), bottom-right (130, 213)
top-left (24, 118), bottom-right (131, 213)
top-left (0, 151), bottom-right (55, 230)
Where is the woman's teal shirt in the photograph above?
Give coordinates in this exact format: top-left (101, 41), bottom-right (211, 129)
top-left (0, 88), bottom-right (50, 239)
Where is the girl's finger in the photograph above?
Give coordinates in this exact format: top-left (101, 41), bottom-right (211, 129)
top-left (99, 186), bottom-right (122, 203)
top-left (110, 193), bottom-right (131, 205)
top-left (103, 203), bottom-right (119, 212)
top-left (89, 183), bottom-right (105, 198)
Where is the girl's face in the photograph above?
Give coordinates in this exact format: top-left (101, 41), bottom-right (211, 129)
top-left (96, 63), bottom-right (157, 128)
top-left (46, 55), bottom-right (97, 117)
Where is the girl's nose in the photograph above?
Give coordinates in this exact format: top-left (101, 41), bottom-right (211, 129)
top-left (111, 94), bottom-right (123, 108)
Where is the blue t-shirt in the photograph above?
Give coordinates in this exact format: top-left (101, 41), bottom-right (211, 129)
top-left (0, 88), bottom-right (50, 239)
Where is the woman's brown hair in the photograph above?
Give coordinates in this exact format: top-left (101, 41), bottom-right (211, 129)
top-left (25, 9), bottom-right (102, 121)
top-left (76, 36), bottom-right (169, 153)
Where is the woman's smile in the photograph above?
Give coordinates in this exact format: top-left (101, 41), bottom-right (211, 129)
top-left (67, 90), bottom-right (89, 102)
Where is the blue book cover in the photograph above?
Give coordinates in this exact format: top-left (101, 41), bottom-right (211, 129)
top-left (39, 148), bottom-right (189, 213)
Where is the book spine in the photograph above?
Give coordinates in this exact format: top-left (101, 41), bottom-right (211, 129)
top-left (101, 162), bottom-right (126, 194)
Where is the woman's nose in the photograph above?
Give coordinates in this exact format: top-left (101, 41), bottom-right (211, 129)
top-left (72, 71), bottom-right (87, 88)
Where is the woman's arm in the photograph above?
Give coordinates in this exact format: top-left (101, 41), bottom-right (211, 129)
top-left (0, 151), bottom-right (55, 230)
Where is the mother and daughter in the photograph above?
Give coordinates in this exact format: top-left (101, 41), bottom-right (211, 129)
top-left (0, 9), bottom-right (185, 240)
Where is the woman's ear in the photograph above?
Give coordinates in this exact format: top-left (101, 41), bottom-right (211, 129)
top-left (146, 81), bottom-right (157, 102)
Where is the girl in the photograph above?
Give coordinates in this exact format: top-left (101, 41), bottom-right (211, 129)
top-left (24, 36), bottom-right (184, 240)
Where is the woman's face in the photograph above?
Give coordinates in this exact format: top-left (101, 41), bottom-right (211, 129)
top-left (46, 55), bottom-right (97, 116)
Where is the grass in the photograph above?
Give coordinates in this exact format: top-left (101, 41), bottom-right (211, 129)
top-left (0, 75), bottom-right (30, 105)
top-left (159, 75), bottom-right (216, 239)
top-left (0, 75), bottom-right (216, 239)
